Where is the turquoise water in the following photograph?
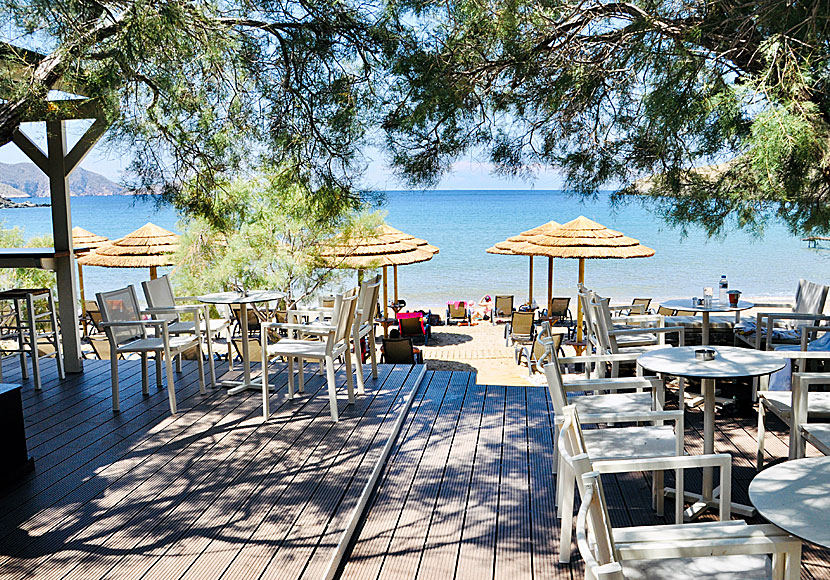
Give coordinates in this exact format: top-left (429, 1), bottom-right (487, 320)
top-left (2, 191), bottom-right (829, 309)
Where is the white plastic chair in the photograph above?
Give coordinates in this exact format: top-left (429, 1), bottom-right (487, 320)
top-left (790, 372), bottom-right (830, 459)
top-left (97, 286), bottom-right (211, 415)
top-left (261, 292), bottom-right (359, 422)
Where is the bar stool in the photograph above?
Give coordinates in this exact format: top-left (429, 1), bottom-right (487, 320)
top-left (0, 288), bottom-right (65, 390)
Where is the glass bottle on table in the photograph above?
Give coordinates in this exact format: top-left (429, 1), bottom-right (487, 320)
top-left (719, 275), bottom-right (728, 303)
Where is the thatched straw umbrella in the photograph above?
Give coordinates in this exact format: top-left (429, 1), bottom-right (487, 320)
top-left (321, 224), bottom-right (439, 335)
top-left (72, 227), bottom-right (109, 321)
top-left (487, 220), bottom-right (560, 308)
top-left (77, 222), bottom-right (179, 281)
top-left (513, 216), bottom-right (655, 351)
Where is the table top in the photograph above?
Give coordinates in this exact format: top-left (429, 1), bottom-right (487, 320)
top-left (637, 345), bottom-right (786, 379)
top-left (660, 298), bottom-right (754, 313)
top-left (197, 290), bottom-right (285, 305)
top-left (749, 457), bottom-right (830, 548)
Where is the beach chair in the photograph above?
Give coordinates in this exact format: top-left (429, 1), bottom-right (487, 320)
top-left (381, 337), bottom-right (423, 364)
top-left (97, 285), bottom-right (210, 414)
top-left (261, 292), bottom-right (358, 422)
top-left (736, 279), bottom-right (830, 350)
top-left (515, 322), bottom-right (563, 375)
top-left (504, 311), bottom-right (535, 347)
top-left (763, 372), bottom-right (830, 465)
top-left (396, 311), bottom-right (430, 345)
top-left (612, 297), bottom-right (652, 315)
top-left (574, 466), bottom-right (800, 579)
top-left (446, 301), bottom-right (471, 325)
top-left (491, 295), bottom-right (514, 324)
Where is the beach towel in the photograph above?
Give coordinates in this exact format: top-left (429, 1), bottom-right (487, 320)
top-left (768, 331), bottom-right (830, 390)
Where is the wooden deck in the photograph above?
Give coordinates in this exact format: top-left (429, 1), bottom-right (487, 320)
top-left (0, 356), bottom-right (423, 580)
top-left (2, 355), bottom-right (830, 579)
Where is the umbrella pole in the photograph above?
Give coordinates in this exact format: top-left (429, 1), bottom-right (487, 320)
top-left (78, 264), bottom-right (87, 338)
top-left (528, 257), bottom-right (534, 306)
top-left (383, 266), bottom-right (389, 338)
top-left (547, 257), bottom-right (553, 315)
top-left (393, 265), bottom-right (399, 303)
top-left (150, 266), bottom-right (158, 280)
top-left (576, 258), bottom-right (585, 354)
top-left (357, 269), bottom-right (363, 284)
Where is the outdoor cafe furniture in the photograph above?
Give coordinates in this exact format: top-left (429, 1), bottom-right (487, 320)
top-left (261, 292), bottom-right (359, 422)
top-left (505, 310), bottom-right (535, 347)
top-left (545, 355), bottom-right (684, 562)
top-left (735, 278), bottom-right (830, 350)
top-left (446, 301), bottom-right (471, 325)
top-left (97, 285), bottom-right (212, 415)
top-left (198, 290), bottom-right (284, 394)
top-left (660, 297), bottom-right (753, 345)
top-left (758, 371), bottom-right (830, 469)
top-left (638, 345), bottom-right (786, 518)
top-left (577, 469), bottom-right (802, 580)
top-left (0, 288), bottom-right (64, 390)
top-left (490, 294), bottom-right (514, 324)
top-left (142, 274), bottom-right (228, 387)
top-left (750, 457), bottom-right (830, 550)
top-left (558, 404), bottom-right (738, 565)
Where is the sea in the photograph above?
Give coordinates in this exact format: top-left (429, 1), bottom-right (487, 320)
top-left (2, 190), bottom-right (828, 310)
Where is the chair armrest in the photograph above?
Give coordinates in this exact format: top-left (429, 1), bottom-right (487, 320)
top-left (174, 296), bottom-right (201, 302)
top-left (595, 452), bottom-right (731, 475)
top-left (564, 377), bottom-right (661, 393)
top-left (143, 306), bottom-right (203, 316)
top-left (613, 314), bottom-right (663, 324)
top-left (263, 321), bottom-right (333, 335)
top-left (607, 326), bottom-right (682, 336)
top-left (577, 409), bottom-right (682, 424)
top-left (101, 319), bottom-right (168, 329)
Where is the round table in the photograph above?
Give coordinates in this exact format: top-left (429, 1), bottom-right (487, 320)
top-left (199, 291), bottom-right (285, 394)
top-left (660, 298), bottom-right (754, 345)
top-left (638, 345), bottom-right (785, 517)
top-left (750, 457), bottom-right (830, 548)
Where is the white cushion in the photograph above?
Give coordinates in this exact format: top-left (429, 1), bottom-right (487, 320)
top-left (584, 425), bottom-right (676, 460)
top-left (622, 554), bottom-right (770, 580)
top-left (117, 335), bottom-right (198, 353)
top-left (761, 391), bottom-right (830, 418)
top-left (266, 338), bottom-right (327, 358)
top-left (567, 392), bottom-right (653, 416)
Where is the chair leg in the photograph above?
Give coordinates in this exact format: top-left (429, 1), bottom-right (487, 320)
top-left (552, 423), bottom-right (559, 474)
top-left (110, 355), bottom-right (120, 412)
top-left (325, 355), bottom-right (339, 422)
top-left (559, 462), bottom-right (575, 563)
top-left (345, 346), bottom-right (355, 403)
top-left (287, 356), bottom-right (295, 399)
top-left (205, 330), bottom-right (217, 388)
top-left (353, 330), bottom-right (365, 395)
top-left (757, 402), bottom-right (767, 471)
top-left (653, 470), bottom-right (664, 516)
top-left (196, 347), bottom-right (206, 395)
top-left (164, 347), bottom-right (177, 414)
top-left (155, 354), bottom-right (163, 388)
top-left (175, 352), bottom-right (182, 373)
top-left (261, 348), bottom-right (270, 420)
top-left (141, 353), bottom-right (149, 395)
top-left (298, 357), bottom-right (305, 393)
top-left (369, 330), bottom-right (378, 379)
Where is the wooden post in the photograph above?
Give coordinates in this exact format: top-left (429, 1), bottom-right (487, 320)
top-left (46, 120), bottom-right (83, 373)
top-left (382, 265), bottom-right (389, 338)
top-left (528, 256), bottom-right (534, 306)
top-left (576, 258), bottom-right (586, 354)
top-left (78, 264), bottom-right (87, 337)
top-left (393, 265), bottom-right (399, 303)
top-left (150, 266), bottom-right (158, 280)
top-left (547, 257), bottom-right (553, 315)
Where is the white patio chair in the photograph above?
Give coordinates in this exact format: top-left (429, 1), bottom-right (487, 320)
top-left (545, 355), bottom-right (684, 561)
top-left (790, 372), bottom-right (830, 459)
top-left (557, 404), bottom-right (735, 563)
top-left (352, 275), bottom-right (382, 385)
top-left (142, 274), bottom-right (225, 386)
top-left (575, 472), bottom-right (801, 580)
top-left (515, 321), bottom-right (563, 376)
top-left (97, 286), bottom-right (209, 415)
top-left (736, 278), bottom-right (830, 350)
top-left (261, 292), bottom-right (358, 422)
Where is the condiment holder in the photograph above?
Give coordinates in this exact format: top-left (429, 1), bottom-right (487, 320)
top-left (695, 348), bottom-right (716, 361)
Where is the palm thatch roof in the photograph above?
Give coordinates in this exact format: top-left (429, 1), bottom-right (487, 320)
top-left (321, 224), bottom-right (439, 269)
top-left (72, 227), bottom-right (108, 254)
top-left (487, 220), bottom-right (561, 255)
top-left (513, 216), bottom-right (655, 259)
top-left (77, 223), bottom-right (179, 268)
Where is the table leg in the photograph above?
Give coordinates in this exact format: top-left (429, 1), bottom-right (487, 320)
top-left (702, 377), bottom-right (715, 499)
top-left (702, 311), bottom-right (710, 345)
top-left (226, 303), bottom-right (267, 394)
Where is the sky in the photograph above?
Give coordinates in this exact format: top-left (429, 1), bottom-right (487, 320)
top-left (0, 120), bottom-right (566, 191)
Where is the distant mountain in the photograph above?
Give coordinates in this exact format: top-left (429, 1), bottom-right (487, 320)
top-left (0, 162), bottom-right (124, 197)
top-left (0, 182), bottom-right (27, 198)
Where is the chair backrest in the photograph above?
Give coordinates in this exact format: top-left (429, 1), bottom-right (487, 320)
top-left (397, 313), bottom-right (425, 337)
top-left (532, 330), bottom-right (562, 363)
top-left (321, 295), bottom-right (336, 308)
top-left (97, 286), bottom-right (144, 346)
top-left (631, 298), bottom-right (651, 314)
top-left (578, 286), bottom-right (599, 348)
top-left (448, 301), bottom-right (467, 317)
top-left (383, 337), bottom-right (416, 364)
top-left (330, 292), bottom-right (359, 352)
top-left (88, 333), bottom-right (113, 360)
top-left (142, 275), bottom-right (178, 323)
top-left (673, 309), bottom-right (697, 316)
top-left (549, 297), bottom-right (571, 318)
top-left (577, 471), bottom-right (625, 580)
top-left (357, 275), bottom-right (382, 326)
top-left (494, 295), bottom-right (514, 316)
top-left (543, 350), bottom-right (570, 414)
top-left (510, 311), bottom-right (535, 335)
top-left (656, 305), bottom-right (674, 316)
top-left (794, 279), bottom-right (829, 323)
top-left (590, 296), bottom-right (618, 354)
